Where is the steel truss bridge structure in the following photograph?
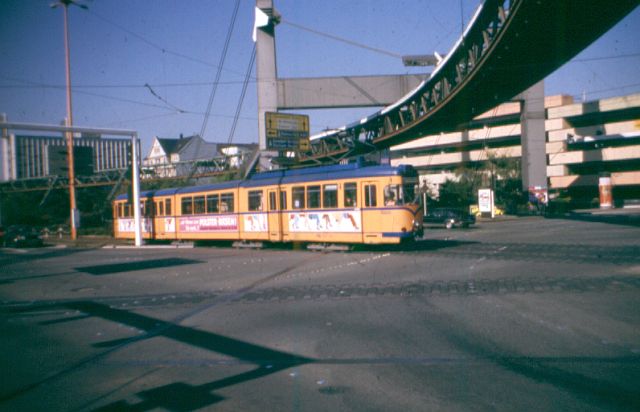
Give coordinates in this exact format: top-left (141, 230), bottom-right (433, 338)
top-left (0, 158), bottom-right (248, 198)
top-left (296, 0), bottom-right (639, 164)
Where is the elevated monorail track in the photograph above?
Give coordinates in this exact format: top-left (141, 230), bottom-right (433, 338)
top-left (300, 0), bottom-right (640, 164)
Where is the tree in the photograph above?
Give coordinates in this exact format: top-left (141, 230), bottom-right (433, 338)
top-left (486, 153), bottom-right (524, 214)
top-left (437, 165), bottom-right (479, 208)
top-left (428, 152), bottom-right (526, 213)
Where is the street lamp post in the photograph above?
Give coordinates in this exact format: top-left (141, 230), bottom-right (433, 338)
top-left (52, 0), bottom-right (86, 240)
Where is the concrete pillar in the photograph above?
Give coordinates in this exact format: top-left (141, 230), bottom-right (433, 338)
top-left (520, 81), bottom-right (547, 191)
top-left (255, 0), bottom-right (279, 151)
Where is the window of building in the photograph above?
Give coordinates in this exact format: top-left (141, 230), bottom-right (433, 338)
top-left (292, 186), bottom-right (305, 209)
top-left (344, 182), bottom-right (357, 207)
top-left (364, 184), bottom-right (377, 207)
top-left (307, 185), bottom-right (320, 209)
top-left (323, 184), bottom-right (338, 208)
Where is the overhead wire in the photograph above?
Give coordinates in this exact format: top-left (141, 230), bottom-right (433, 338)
top-left (0, 75), bottom-right (253, 90)
top-left (86, 8), bottom-right (248, 79)
top-left (228, 45), bottom-right (257, 144)
top-left (0, 74), bottom-right (259, 122)
top-left (280, 19), bottom-right (403, 59)
top-left (144, 83), bottom-right (186, 113)
top-left (199, 0), bottom-right (241, 140)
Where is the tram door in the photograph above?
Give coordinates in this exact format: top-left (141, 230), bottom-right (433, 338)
top-left (267, 189), bottom-right (282, 242)
top-left (361, 182), bottom-right (379, 242)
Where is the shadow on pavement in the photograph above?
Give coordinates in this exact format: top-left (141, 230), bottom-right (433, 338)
top-left (76, 258), bottom-right (204, 276)
top-left (2, 300), bottom-right (312, 410)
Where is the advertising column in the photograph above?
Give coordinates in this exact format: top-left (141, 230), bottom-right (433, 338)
top-left (599, 174), bottom-right (613, 209)
top-left (478, 188), bottom-right (494, 218)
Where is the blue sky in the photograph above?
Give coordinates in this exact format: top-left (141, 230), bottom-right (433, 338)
top-left (1, 0), bottom-right (639, 154)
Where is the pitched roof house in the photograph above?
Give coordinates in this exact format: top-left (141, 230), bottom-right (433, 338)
top-left (142, 134), bottom-right (257, 178)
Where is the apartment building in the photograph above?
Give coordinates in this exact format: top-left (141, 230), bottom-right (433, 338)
top-left (391, 92), bottom-right (640, 206)
top-left (1, 133), bottom-right (131, 181)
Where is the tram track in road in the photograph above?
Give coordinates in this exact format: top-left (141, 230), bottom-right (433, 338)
top-left (3, 240), bottom-right (639, 313)
top-left (234, 275), bottom-right (640, 305)
top-left (405, 240), bottom-right (640, 265)
top-left (6, 273), bottom-right (636, 313)
top-left (1, 251), bottom-right (392, 317)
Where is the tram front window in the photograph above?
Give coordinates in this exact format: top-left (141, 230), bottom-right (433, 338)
top-left (403, 180), bottom-right (418, 204)
top-left (384, 185), bottom-right (401, 206)
top-left (384, 182), bottom-right (419, 206)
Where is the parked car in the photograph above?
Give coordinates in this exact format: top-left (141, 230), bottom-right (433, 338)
top-left (3, 225), bottom-right (44, 248)
top-left (424, 208), bottom-right (476, 229)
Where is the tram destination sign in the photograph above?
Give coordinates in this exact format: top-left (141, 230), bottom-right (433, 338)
top-left (265, 112), bottom-right (310, 151)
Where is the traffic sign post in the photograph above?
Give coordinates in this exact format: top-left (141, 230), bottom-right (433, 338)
top-left (265, 112), bottom-right (310, 152)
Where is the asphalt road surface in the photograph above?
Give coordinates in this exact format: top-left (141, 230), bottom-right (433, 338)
top-left (1, 215), bottom-right (639, 411)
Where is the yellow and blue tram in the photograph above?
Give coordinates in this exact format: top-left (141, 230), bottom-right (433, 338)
top-left (113, 162), bottom-right (423, 246)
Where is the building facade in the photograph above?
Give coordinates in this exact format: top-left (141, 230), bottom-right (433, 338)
top-left (391, 92), bottom-right (640, 206)
top-left (1, 134), bottom-right (132, 181)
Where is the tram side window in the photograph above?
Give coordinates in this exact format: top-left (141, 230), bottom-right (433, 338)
top-left (207, 194), bottom-right (219, 213)
top-left (165, 199), bottom-right (172, 215)
top-left (280, 190), bottom-right (288, 210)
top-left (269, 191), bottom-right (277, 211)
top-left (248, 190), bottom-right (263, 211)
top-left (123, 203), bottom-right (131, 217)
top-left (157, 201), bottom-right (164, 216)
top-left (292, 186), bottom-right (305, 209)
top-left (181, 197), bottom-right (193, 215)
top-left (364, 184), bottom-right (377, 207)
top-left (194, 196), bottom-right (205, 214)
top-left (344, 182), bottom-right (357, 207)
top-left (307, 185), bottom-right (320, 209)
top-left (220, 192), bottom-right (234, 212)
top-left (323, 184), bottom-right (338, 208)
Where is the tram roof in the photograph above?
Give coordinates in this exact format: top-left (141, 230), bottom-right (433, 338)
top-left (115, 162), bottom-right (416, 200)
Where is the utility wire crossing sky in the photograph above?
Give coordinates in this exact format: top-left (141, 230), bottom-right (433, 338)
top-left (1, 0), bottom-right (639, 153)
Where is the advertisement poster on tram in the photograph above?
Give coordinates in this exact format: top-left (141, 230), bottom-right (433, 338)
top-left (243, 214), bottom-right (268, 232)
top-left (288, 211), bottom-right (361, 233)
top-left (179, 216), bottom-right (238, 232)
top-left (118, 218), bottom-right (151, 233)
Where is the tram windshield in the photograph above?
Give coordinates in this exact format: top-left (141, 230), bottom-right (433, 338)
top-left (384, 179), bottom-right (419, 206)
